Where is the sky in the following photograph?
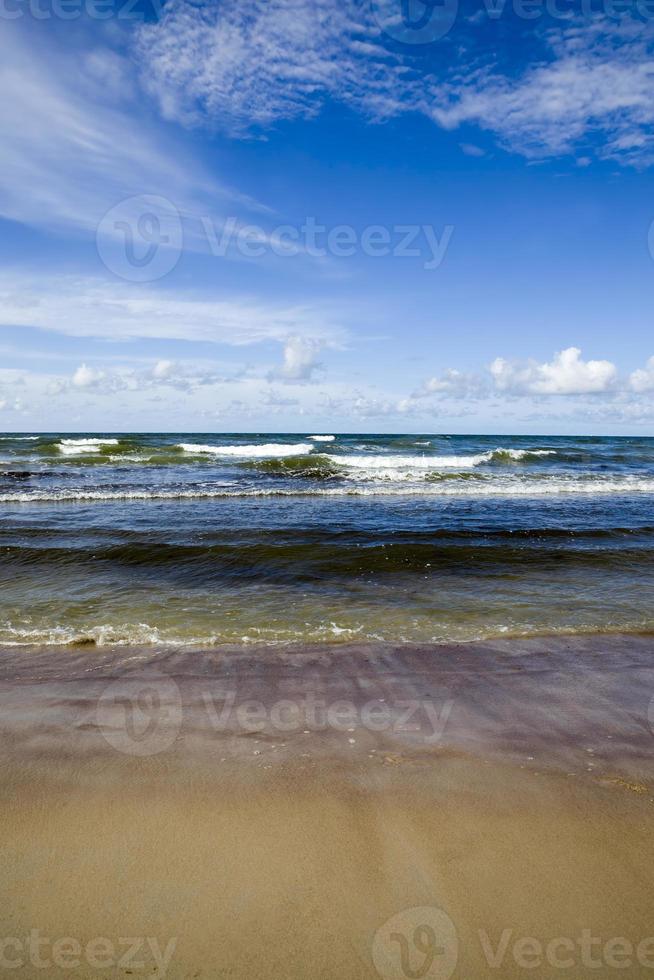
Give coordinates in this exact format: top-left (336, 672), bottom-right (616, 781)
top-left (2, 0), bottom-right (654, 433)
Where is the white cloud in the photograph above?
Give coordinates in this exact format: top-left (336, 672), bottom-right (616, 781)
top-left (68, 359), bottom-right (233, 395)
top-left (72, 363), bottom-right (104, 388)
top-left (0, 273), bottom-right (344, 348)
top-left (4, 348), bottom-right (654, 431)
top-left (630, 355), bottom-right (654, 392)
top-left (490, 347), bottom-right (617, 395)
top-left (3, 7), bottom-right (646, 259)
top-left (428, 22), bottom-right (654, 164)
top-left (316, 389), bottom-right (410, 420)
top-left (1, 6), bottom-right (650, 265)
top-left (152, 360), bottom-right (176, 380)
top-left (135, 6), bottom-right (654, 167)
top-left (136, 0), bottom-right (405, 136)
top-left (459, 143), bottom-right (486, 158)
top-left (412, 347), bottom-right (626, 409)
top-left (0, 26), bottom-right (260, 238)
top-left (0, 361), bottom-right (402, 430)
top-left (415, 368), bottom-right (482, 399)
top-left (147, 360), bottom-right (235, 391)
top-left (277, 335), bottom-right (323, 382)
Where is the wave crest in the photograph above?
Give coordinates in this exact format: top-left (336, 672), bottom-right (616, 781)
top-left (177, 442), bottom-right (313, 457)
top-left (324, 447), bottom-right (556, 479)
top-left (249, 454), bottom-right (340, 479)
top-left (2, 476), bottom-right (654, 502)
top-left (57, 438), bottom-right (120, 456)
top-left (489, 448), bottom-right (556, 462)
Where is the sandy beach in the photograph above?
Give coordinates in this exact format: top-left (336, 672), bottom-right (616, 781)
top-left (4, 0), bottom-right (654, 967)
top-left (1, 635), bottom-right (653, 978)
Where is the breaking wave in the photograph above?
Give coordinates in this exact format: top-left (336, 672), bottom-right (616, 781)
top-left (177, 442), bottom-right (313, 457)
top-left (249, 454), bottom-right (340, 479)
top-left (2, 476), bottom-right (654, 503)
top-left (325, 447), bottom-right (556, 478)
top-left (1, 433), bottom-right (653, 648)
top-left (57, 438), bottom-right (120, 456)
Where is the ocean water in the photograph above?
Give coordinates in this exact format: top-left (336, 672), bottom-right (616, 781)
top-left (0, 432), bottom-right (653, 646)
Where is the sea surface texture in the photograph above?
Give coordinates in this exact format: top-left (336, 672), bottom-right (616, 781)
top-left (0, 432), bottom-right (653, 645)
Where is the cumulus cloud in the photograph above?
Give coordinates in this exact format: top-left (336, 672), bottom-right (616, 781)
top-left (414, 368), bottom-right (483, 399)
top-left (277, 335), bottom-right (323, 382)
top-left (414, 349), bottom-right (619, 402)
top-left (148, 360), bottom-right (235, 391)
top-left (630, 355), bottom-right (654, 392)
top-left (69, 358), bottom-right (243, 396)
top-left (6, 346), bottom-right (654, 431)
top-left (72, 364), bottom-right (104, 388)
top-left (152, 360), bottom-right (176, 380)
top-left (490, 347), bottom-right (617, 395)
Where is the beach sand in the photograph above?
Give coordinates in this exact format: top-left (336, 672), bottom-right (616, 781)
top-left (1, 636), bottom-right (653, 978)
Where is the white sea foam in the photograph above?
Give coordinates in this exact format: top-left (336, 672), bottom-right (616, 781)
top-left (1, 477), bottom-right (654, 503)
top-left (108, 454), bottom-right (148, 462)
top-left (494, 448), bottom-right (556, 460)
top-left (57, 438), bottom-right (120, 456)
top-left (331, 453), bottom-right (489, 470)
top-left (59, 438), bottom-right (120, 446)
top-left (0, 622), bottom-right (166, 646)
top-left (0, 617), bottom-right (649, 646)
top-left (177, 442), bottom-right (313, 457)
top-left (327, 447), bottom-right (556, 479)
top-left (309, 435), bottom-right (335, 442)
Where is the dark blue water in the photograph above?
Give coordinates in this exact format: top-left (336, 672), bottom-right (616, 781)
top-left (0, 432), bottom-right (653, 645)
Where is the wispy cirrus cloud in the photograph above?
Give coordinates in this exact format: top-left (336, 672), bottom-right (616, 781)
top-left (0, 273), bottom-right (344, 348)
top-left (6, 4), bottom-right (651, 253)
top-left (429, 20), bottom-right (654, 165)
top-left (136, 2), bottom-right (654, 166)
top-left (136, 0), bottom-right (408, 135)
top-left (0, 25), bottom-right (260, 237)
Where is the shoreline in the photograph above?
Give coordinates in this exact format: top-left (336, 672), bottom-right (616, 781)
top-left (1, 632), bottom-right (654, 778)
top-left (1, 635), bottom-right (654, 977)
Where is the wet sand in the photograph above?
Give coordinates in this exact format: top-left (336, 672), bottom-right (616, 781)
top-left (1, 635), bottom-right (654, 978)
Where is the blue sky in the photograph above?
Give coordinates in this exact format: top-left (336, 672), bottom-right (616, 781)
top-left (2, 1), bottom-right (654, 432)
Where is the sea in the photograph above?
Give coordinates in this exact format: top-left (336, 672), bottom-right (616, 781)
top-left (0, 432), bottom-right (653, 646)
